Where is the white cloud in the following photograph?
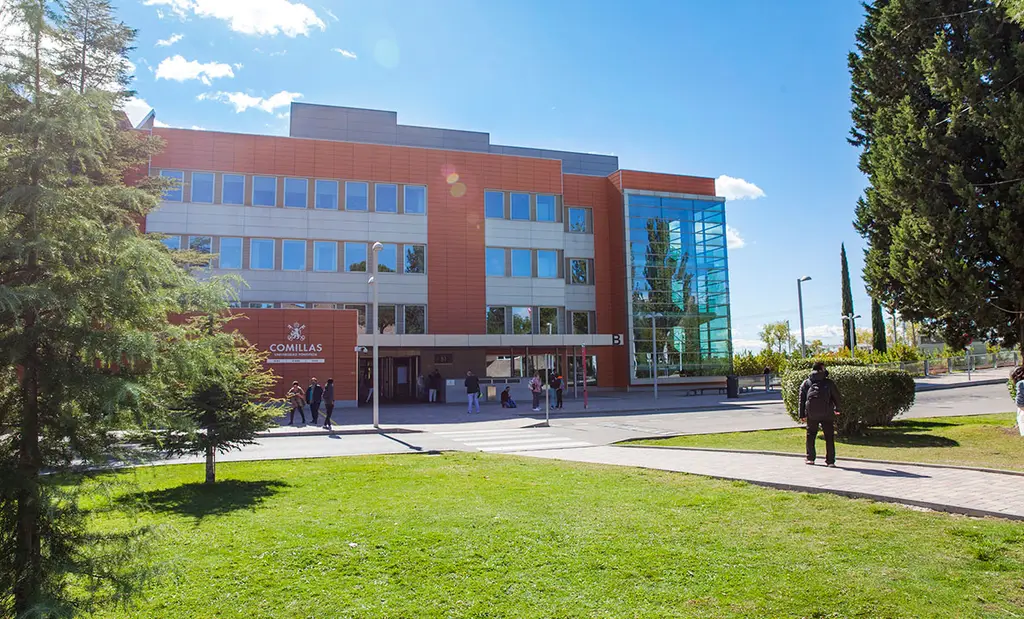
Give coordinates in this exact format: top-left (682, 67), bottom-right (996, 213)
top-left (120, 96), bottom-right (154, 126)
top-left (233, 62), bottom-right (244, 70)
top-left (144, 0), bottom-right (326, 37)
top-left (716, 175), bottom-right (766, 201)
top-left (153, 119), bottom-right (170, 128)
top-left (155, 33), bottom-right (184, 47)
top-left (324, 8), bottom-right (339, 22)
top-left (733, 338), bottom-right (765, 352)
top-left (155, 55), bottom-right (234, 85)
top-left (198, 90), bottom-right (302, 114)
top-left (191, 125), bottom-right (207, 130)
top-left (726, 225), bottom-right (746, 249)
top-left (270, 50), bottom-right (288, 56)
top-left (333, 48), bottom-right (357, 59)
top-left (805, 324), bottom-right (844, 339)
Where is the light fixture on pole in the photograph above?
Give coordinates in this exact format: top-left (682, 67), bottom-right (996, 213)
top-left (370, 241), bottom-right (383, 429)
top-left (841, 313), bottom-right (861, 354)
top-left (544, 322), bottom-right (552, 426)
top-left (797, 276), bottom-right (811, 357)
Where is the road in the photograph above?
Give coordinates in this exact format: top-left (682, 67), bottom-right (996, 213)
top-left (152, 382), bottom-right (1014, 466)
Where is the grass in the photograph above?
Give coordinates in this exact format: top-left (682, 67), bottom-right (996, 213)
top-left (630, 413), bottom-right (1024, 472)
top-left (81, 453), bottom-right (1024, 618)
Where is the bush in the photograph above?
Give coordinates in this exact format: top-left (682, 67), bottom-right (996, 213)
top-left (786, 357), bottom-right (868, 372)
top-left (781, 366), bottom-right (915, 436)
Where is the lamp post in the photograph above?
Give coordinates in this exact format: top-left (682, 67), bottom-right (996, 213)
top-left (797, 276), bottom-right (811, 357)
top-left (841, 313), bottom-right (861, 355)
top-left (544, 322), bottom-right (552, 425)
top-left (650, 313), bottom-right (662, 401)
top-left (370, 241), bottom-right (383, 429)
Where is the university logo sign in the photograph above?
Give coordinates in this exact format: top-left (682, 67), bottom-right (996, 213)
top-left (268, 323), bottom-right (324, 364)
top-left (287, 322), bottom-right (306, 342)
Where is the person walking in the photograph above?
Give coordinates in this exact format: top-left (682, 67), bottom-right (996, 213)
top-left (306, 378), bottom-right (324, 425)
top-left (286, 381), bottom-right (307, 425)
top-left (798, 362), bottom-right (842, 467)
top-left (322, 378), bottom-right (336, 431)
top-left (529, 372), bottom-right (542, 412)
top-left (429, 369), bottom-right (441, 403)
top-left (465, 370), bottom-right (481, 414)
top-left (1013, 366), bottom-right (1024, 436)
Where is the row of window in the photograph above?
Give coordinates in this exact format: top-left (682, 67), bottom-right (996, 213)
top-left (159, 170), bottom-right (427, 214)
top-left (161, 235), bottom-right (425, 274)
top-left (485, 247), bottom-right (592, 284)
top-left (485, 306), bottom-right (594, 335)
top-left (233, 302), bottom-right (426, 334)
top-left (482, 191), bottom-right (591, 233)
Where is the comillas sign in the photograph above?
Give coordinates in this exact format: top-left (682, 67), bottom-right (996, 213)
top-left (267, 322), bottom-right (325, 364)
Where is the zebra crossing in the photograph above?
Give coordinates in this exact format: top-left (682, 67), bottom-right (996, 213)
top-left (432, 426), bottom-right (593, 453)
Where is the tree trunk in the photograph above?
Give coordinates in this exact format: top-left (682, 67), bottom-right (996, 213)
top-left (205, 443), bottom-right (215, 484)
top-left (14, 356), bottom-right (43, 616)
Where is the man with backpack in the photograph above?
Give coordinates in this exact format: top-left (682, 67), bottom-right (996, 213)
top-left (798, 362), bottom-right (842, 467)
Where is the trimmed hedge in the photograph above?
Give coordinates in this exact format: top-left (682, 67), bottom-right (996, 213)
top-left (781, 366), bottom-right (915, 436)
top-left (785, 357), bottom-right (869, 371)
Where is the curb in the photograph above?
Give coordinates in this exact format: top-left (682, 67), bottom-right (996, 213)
top-left (256, 427), bottom-right (421, 438)
top-left (618, 443), bottom-right (1024, 477)
top-left (915, 378), bottom-right (1006, 392)
top-left (516, 399), bottom-right (782, 419)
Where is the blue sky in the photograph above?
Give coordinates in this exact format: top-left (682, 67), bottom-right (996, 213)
top-left (123, 0), bottom-right (873, 351)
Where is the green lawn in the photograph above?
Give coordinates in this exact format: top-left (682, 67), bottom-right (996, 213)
top-left (81, 453), bottom-right (1024, 618)
top-left (631, 413), bottom-right (1024, 472)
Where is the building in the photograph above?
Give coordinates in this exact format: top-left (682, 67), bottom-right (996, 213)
top-left (138, 102), bottom-right (732, 406)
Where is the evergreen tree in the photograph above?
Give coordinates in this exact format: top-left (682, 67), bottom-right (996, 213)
top-left (840, 243), bottom-right (856, 350)
top-left (872, 298), bottom-right (887, 353)
top-left (851, 0), bottom-right (1024, 354)
top-left (54, 0), bottom-right (135, 95)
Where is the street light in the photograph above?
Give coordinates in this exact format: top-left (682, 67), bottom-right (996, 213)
top-left (841, 313), bottom-right (861, 354)
top-left (370, 241), bottom-right (383, 429)
top-left (544, 322), bottom-right (552, 426)
top-left (797, 276), bottom-right (811, 357)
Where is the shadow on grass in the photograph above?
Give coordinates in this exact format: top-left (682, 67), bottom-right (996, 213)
top-left (837, 432), bottom-right (960, 449)
top-left (123, 479), bottom-right (289, 521)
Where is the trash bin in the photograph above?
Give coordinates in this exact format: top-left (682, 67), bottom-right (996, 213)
top-left (726, 375), bottom-right (739, 399)
top-left (485, 384), bottom-right (497, 402)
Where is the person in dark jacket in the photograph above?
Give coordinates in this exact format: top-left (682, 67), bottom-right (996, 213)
top-left (429, 369), bottom-right (442, 403)
top-left (306, 378), bottom-right (324, 425)
top-left (465, 370), bottom-right (481, 414)
top-left (550, 374), bottom-right (564, 409)
top-left (322, 378), bottom-right (336, 431)
top-left (798, 362), bottom-right (842, 466)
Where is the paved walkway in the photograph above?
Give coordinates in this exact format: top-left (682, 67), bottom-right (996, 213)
top-left (519, 445), bottom-right (1024, 520)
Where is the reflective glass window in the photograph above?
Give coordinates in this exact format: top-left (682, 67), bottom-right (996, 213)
top-left (486, 248), bottom-right (506, 276)
top-left (511, 249), bottom-right (531, 277)
top-left (219, 237), bottom-right (242, 269)
top-left (250, 239), bottom-right (274, 270)
top-left (404, 185), bottom-right (426, 214)
top-left (252, 176), bottom-right (276, 207)
top-left (313, 241), bottom-right (337, 272)
top-left (282, 240), bottom-right (306, 271)
top-left (537, 250), bottom-right (558, 278)
top-left (485, 191), bottom-right (505, 218)
top-left (191, 172), bottom-right (214, 203)
top-left (284, 178), bottom-right (307, 208)
top-left (161, 170), bottom-right (184, 201)
top-left (376, 184), bottom-right (398, 213)
top-left (222, 174), bottom-right (245, 205)
top-left (536, 195), bottom-right (556, 222)
top-left (315, 180), bottom-right (338, 210)
top-left (510, 193), bottom-right (530, 220)
top-left (345, 242), bottom-right (367, 272)
top-left (345, 181), bottom-right (368, 211)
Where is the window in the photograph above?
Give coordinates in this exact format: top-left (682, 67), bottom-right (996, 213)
top-left (313, 241), bottom-right (337, 272)
top-left (404, 185), bottom-right (426, 214)
top-left (572, 311), bottom-right (591, 335)
top-left (375, 184), bottom-right (398, 213)
top-left (191, 172), bottom-right (214, 203)
top-left (219, 237), bottom-right (242, 269)
top-left (485, 191), bottom-right (505, 218)
top-left (284, 178), bottom-right (308, 208)
top-left (313, 303), bottom-right (337, 309)
top-left (404, 305), bottom-right (426, 334)
top-left (377, 243), bottom-right (398, 273)
top-left (486, 307), bottom-right (506, 334)
top-left (404, 245), bottom-right (425, 274)
top-left (344, 304), bottom-right (367, 332)
top-left (282, 240), bottom-right (306, 271)
top-left (160, 235), bottom-right (180, 250)
top-left (486, 248), bottom-right (506, 276)
top-left (512, 307), bottom-right (532, 334)
top-left (568, 207), bottom-right (589, 233)
top-left (378, 304), bottom-right (396, 334)
top-left (345, 181), bottom-right (368, 211)
top-left (253, 176), bottom-right (276, 207)
top-left (315, 180), bottom-right (339, 210)
top-left (281, 303), bottom-right (307, 309)
top-left (160, 170), bottom-right (184, 201)
top-left (511, 249), bottom-right (531, 277)
top-left (345, 242), bottom-right (367, 272)
top-left (536, 195), bottom-right (556, 222)
top-left (222, 174), bottom-right (245, 205)
top-left (570, 258), bottom-right (589, 284)
top-left (250, 239), bottom-right (275, 270)
top-left (248, 302), bottom-right (276, 309)
top-left (510, 193), bottom-right (530, 220)
top-left (539, 307), bottom-right (559, 334)
top-left (188, 235), bottom-right (212, 254)
top-left (537, 250), bottom-right (558, 278)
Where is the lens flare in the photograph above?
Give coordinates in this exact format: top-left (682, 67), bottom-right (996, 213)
top-left (450, 182), bottom-right (467, 197)
top-left (446, 172), bottom-right (459, 184)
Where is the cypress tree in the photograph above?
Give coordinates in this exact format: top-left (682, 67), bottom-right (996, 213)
top-left (841, 243), bottom-right (856, 350)
top-left (872, 298), bottom-right (887, 353)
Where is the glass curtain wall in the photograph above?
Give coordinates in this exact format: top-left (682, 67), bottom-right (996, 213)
top-left (625, 192), bottom-right (732, 379)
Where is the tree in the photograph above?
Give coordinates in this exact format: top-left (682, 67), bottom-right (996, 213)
top-left (871, 298), bottom-right (887, 353)
top-left (851, 0), bottom-right (1024, 355)
top-left (840, 243), bottom-right (856, 350)
top-left (53, 0), bottom-right (135, 95)
top-left (759, 321), bottom-right (795, 355)
top-left (806, 339), bottom-right (827, 356)
top-left (0, 2), bottom-right (226, 614)
top-left (141, 316), bottom-right (279, 484)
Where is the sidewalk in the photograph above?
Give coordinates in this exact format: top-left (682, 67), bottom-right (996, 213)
top-left (520, 445), bottom-right (1024, 520)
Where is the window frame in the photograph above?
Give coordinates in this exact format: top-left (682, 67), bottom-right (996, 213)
top-left (312, 241), bottom-right (338, 272)
top-left (537, 250), bottom-right (559, 279)
top-left (404, 185), bottom-right (427, 215)
top-left (281, 239), bottom-right (307, 271)
top-left (511, 306), bottom-right (532, 335)
top-left (188, 235), bottom-right (212, 254)
top-left (403, 244), bottom-right (426, 274)
top-left (190, 172), bottom-right (215, 204)
top-left (375, 183), bottom-right (398, 213)
top-left (536, 194), bottom-right (557, 222)
top-left (486, 247), bottom-right (506, 277)
top-left (569, 258), bottom-right (590, 285)
top-left (218, 237), bottom-right (243, 269)
top-left (283, 177), bottom-right (308, 209)
top-left (222, 174), bottom-right (245, 205)
top-left (571, 311), bottom-right (591, 335)
top-left (249, 238), bottom-right (275, 271)
top-left (315, 179), bottom-right (339, 210)
top-left (403, 305), bottom-right (426, 334)
top-left (252, 176), bottom-right (277, 207)
top-left (486, 306), bottom-right (506, 335)
top-left (510, 192), bottom-right (531, 221)
top-left (510, 249), bottom-right (532, 278)
top-left (568, 207), bottom-right (590, 233)
top-left (345, 181), bottom-right (369, 212)
top-left (377, 243), bottom-right (398, 273)
top-left (344, 242), bottom-right (368, 272)
top-left (160, 170), bottom-right (184, 202)
top-left (484, 190), bottom-right (505, 219)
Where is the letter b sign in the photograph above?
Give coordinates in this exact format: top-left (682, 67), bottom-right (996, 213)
top-left (612, 334), bottom-right (623, 346)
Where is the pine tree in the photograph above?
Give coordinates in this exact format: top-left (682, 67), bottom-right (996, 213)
top-left (851, 0), bottom-right (1024, 354)
top-left (872, 298), bottom-right (887, 353)
top-left (840, 243), bottom-right (856, 350)
top-left (54, 0), bottom-right (135, 95)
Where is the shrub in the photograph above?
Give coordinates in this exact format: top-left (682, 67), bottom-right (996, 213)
top-left (781, 366), bottom-right (915, 436)
top-left (786, 357), bottom-right (868, 372)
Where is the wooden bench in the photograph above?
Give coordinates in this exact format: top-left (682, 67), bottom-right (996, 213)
top-left (685, 379), bottom-right (728, 396)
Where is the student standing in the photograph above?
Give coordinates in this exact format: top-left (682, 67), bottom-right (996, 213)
top-left (322, 378), bottom-right (336, 431)
top-left (798, 362), bottom-right (843, 467)
top-left (306, 378), bottom-right (324, 425)
top-left (465, 370), bottom-right (481, 414)
top-left (529, 373), bottom-right (542, 412)
top-left (553, 374), bottom-right (564, 409)
top-left (286, 381), bottom-right (307, 425)
top-left (429, 369), bottom-right (441, 403)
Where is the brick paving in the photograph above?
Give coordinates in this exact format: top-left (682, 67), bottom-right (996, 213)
top-left (518, 445), bottom-right (1024, 520)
